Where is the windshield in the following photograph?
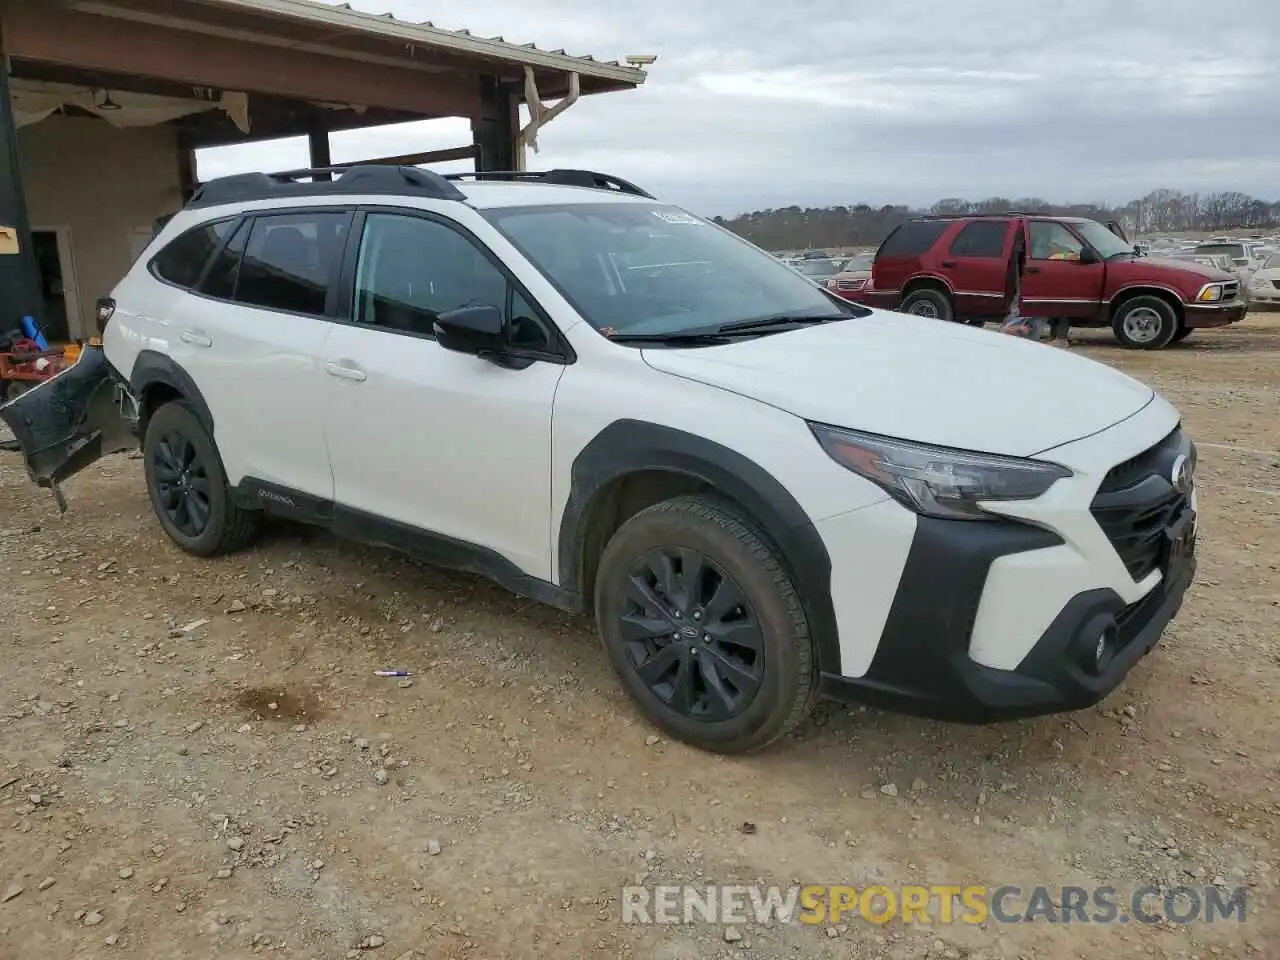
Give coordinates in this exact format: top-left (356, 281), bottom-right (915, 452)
top-left (1196, 243), bottom-right (1246, 258)
top-left (483, 203), bottom-right (858, 338)
top-left (841, 253), bottom-right (875, 272)
top-left (1072, 220), bottom-right (1135, 258)
top-left (1266, 253), bottom-right (1280, 270)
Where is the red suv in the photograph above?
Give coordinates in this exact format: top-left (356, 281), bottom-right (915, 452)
top-left (851, 214), bottom-right (1245, 348)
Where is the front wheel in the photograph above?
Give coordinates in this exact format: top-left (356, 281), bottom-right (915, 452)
top-left (1112, 296), bottom-right (1179, 349)
top-left (899, 288), bottom-right (954, 322)
top-left (143, 401), bottom-right (261, 556)
top-left (594, 495), bottom-right (818, 754)
top-left (1172, 325), bottom-right (1194, 343)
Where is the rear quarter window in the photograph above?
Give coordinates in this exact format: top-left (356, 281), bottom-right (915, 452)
top-left (877, 221), bottom-right (950, 258)
top-left (150, 219), bottom-right (237, 289)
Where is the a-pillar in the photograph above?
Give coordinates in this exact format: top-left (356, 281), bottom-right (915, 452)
top-left (0, 15), bottom-right (42, 332)
top-left (472, 75), bottom-right (520, 172)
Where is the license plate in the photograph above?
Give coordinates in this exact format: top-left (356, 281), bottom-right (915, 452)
top-left (1163, 510), bottom-right (1197, 579)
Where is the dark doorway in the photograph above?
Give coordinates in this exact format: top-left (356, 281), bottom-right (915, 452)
top-left (31, 230), bottom-right (70, 342)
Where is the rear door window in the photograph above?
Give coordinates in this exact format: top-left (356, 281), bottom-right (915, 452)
top-left (947, 220), bottom-right (1009, 258)
top-left (234, 212), bottom-right (351, 316)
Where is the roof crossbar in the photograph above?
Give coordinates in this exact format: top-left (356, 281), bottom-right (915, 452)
top-left (187, 164), bottom-right (467, 207)
top-left (443, 169), bottom-right (654, 198)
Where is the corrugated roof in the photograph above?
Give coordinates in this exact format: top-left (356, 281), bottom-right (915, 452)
top-left (202, 0), bottom-right (649, 88)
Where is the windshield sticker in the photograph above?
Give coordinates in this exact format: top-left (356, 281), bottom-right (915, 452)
top-left (651, 210), bottom-right (703, 225)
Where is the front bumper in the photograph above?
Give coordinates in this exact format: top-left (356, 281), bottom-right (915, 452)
top-left (819, 517), bottom-right (1194, 722)
top-left (1183, 298), bottom-right (1246, 328)
top-left (814, 396), bottom-right (1195, 723)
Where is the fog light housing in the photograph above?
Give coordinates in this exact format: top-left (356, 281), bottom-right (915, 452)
top-left (1077, 613), bottom-right (1119, 675)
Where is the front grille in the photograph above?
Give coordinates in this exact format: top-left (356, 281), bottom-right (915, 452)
top-left (1091, 427), bottom-right (1190, 581)
top-left (1096, 427), bottom-right (1183, 494)
top-left (836, 278), bottom-right (866, 291)
top-left (1223, 281), bottom-right (1240, 300)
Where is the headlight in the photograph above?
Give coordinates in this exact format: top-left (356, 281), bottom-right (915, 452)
top-left (1196, 283), bottom-right (1225, 303)
top-left (810, 424), bottom-right (1072, 521)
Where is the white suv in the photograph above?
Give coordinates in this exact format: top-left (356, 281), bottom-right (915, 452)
top-left (1, 166), bottom-right (1199, 753)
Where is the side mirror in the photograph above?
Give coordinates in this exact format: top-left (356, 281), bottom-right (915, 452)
top-left (434, 305), bottom-right (504, 357)
top-left (1078, 247), bottom-right (1100, 265)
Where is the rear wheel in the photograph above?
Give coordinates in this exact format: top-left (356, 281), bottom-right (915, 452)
top-left (143, 401), bottom-right (260, 556)
top-left (899, 288), bottom-right (954, 322)
top-left (594, 495), bottom-right (818, 754)
top-left (1112, 295), bottom-right (1179, 349)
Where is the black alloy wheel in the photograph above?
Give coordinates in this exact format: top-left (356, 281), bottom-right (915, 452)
top-left (151, 429), bottom-right (212, 537)
top-left (618, 547), bottom-right (764, 722)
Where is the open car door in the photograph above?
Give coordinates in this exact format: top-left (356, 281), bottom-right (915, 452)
top-left (0, 345), bottom-right (137, 512)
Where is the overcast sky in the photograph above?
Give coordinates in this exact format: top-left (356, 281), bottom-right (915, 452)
top-left (196, 0), bottom-right (1280, 217)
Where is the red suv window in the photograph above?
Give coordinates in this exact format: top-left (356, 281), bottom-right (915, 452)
top-left (947, 220), bottom-right (1009, 258)
top-left (878, 220), bottom-right (950, 258)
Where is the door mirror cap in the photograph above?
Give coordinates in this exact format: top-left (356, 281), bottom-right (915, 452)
top-left (1078, 246), bottom-right (1100, 265)
top-left (434, 305), bottom-right (504, 356)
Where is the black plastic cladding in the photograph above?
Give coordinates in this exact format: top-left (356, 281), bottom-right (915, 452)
top-left (186, 165), bottom-right (654, 209)
top-left (558, 420), bottom-right (842, 676)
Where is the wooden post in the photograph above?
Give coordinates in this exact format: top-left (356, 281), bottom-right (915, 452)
top-left (0, 13), bottom-right (43, 333)
top-left (471, 76), bottom-right (519, 172)
top-left (308, 120), bottom-right (332, 181)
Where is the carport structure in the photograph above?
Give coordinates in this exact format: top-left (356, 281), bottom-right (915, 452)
top-left (0, 0), bottom-right (648, 340)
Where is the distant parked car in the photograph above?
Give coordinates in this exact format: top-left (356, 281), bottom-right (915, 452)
top-left (789, 258), bottom-right (842, 282)
top-left (1248, 252), bottom-right (1280, 308)
top-left (850, 214), bottom-right (1245, 348)
top-left (1193, 241), bottom-right (1257, 271)
top-left (826, 252), bottom-right (875, 300)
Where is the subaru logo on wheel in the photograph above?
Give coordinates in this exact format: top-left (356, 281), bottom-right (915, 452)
top-left (1170, 454), bottom-right (1194, 495)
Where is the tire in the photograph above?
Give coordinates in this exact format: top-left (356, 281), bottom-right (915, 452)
top-left (143, 401), bottom-right (260, 556)
top-left (1111, 295), bottom-right (1179, 349)
top-left (1172, 325), bottom-right (1194, 343)
top-left (899, 287), bottom-right (954, 322)
top-left (965, 318), bottom-right (988, 327)
top-left (594, 494), bottom-right (818, 754)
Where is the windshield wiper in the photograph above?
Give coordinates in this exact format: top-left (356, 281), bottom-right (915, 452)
top-left (606, 331), bottom-right (736, 346)
top-left (606, 313), bottom-right (850, 347)
top-left (716, 313), bottom-right (849, 333)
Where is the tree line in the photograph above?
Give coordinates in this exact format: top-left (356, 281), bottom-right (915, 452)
top-left (711, 189), bottom-right (1280, 251)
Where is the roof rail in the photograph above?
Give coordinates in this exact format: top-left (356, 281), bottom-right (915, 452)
top-left (443, 169), bottom-right (654, 198)
top-left (914, 211), bottom-right (1036, 221)
top-left (187, 164), bottom-right (467, 208)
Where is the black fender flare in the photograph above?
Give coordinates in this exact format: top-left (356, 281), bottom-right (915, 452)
top-left (557, 419), bottom-right (842, 676)
top-left (129, 350), bottom-right (215, 436)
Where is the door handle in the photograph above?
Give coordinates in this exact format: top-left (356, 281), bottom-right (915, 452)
top-left (1025, 267), bottom-right (1042, 274)
top-left (180, 329), bottom-right (212, 347)
top-left (325, 360), bottom-right (367, 382)
top-left (940, 260), bottom-right (956, 268)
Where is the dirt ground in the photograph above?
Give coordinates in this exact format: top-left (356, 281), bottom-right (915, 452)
top-left (1, 315), bottom-right (1277, 960)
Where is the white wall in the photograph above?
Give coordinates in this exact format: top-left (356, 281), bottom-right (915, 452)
top-left (18, 115), bottom-right (184, 338)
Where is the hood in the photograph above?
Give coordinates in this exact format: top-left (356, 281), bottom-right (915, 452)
top-left (1136, 256), bottom-right (1235, 282)
top-left (642, 311), bottom-right (1155, 457)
